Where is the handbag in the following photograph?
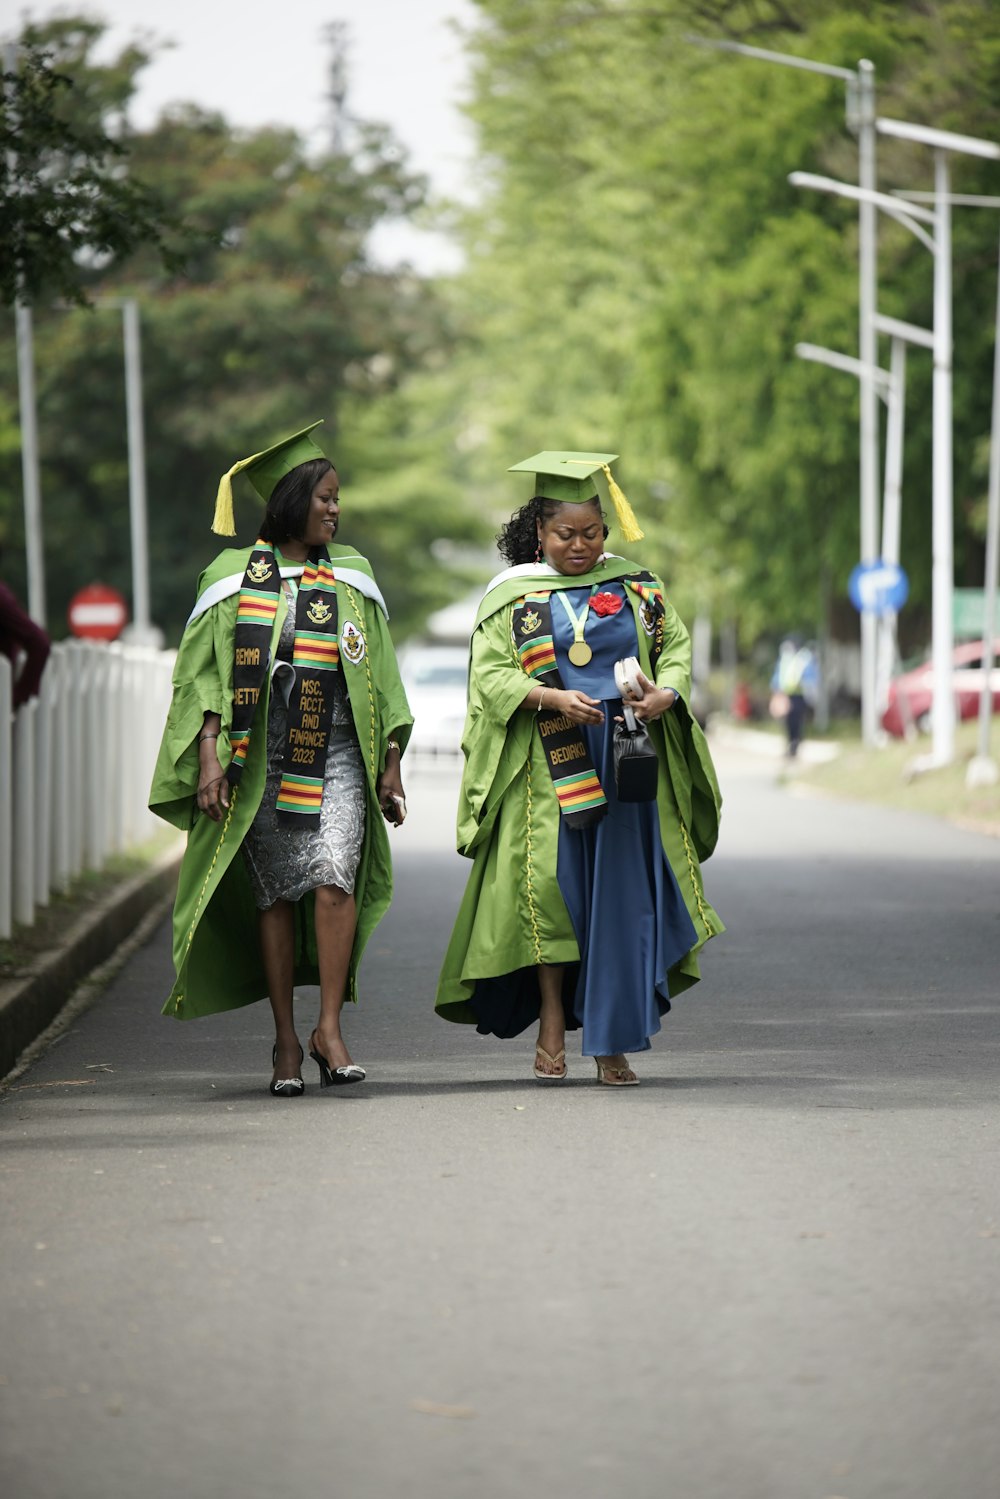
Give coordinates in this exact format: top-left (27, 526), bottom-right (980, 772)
top-left (613, 703), bottom-right (658, 802)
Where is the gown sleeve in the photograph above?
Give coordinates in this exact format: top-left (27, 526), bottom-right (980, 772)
top-left (149, 598), bottom-right (236, 831)
top-left (652, 590), bottom-right (693, 703)
top-left (455, 607), bottom-right (535, 857)
top-left (646, 579), bottom-right (721, 862)
top-left (367, 602), bottom-right (414, 768)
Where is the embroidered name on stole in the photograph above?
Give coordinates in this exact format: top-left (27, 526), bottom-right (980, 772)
top-left (276, 555), bottom-right (339, 826)
top-left (512, 591), bottom-right (606, 830)
top-left (229, 544), bottom-right (281, 778)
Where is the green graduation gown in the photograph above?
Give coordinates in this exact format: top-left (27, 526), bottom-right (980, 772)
top-left (435, 557), bottom-right (723, 1025)
top-left (149, 544), bottom-right (412, 1019)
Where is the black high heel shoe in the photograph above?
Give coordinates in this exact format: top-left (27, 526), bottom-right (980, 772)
top-left (270, 1043), bottom-right (305, 1098)
top-left (308, 1033), bottom-right (366, 1088)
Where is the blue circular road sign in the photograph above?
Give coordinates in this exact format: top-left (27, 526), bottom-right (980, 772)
top-left (849, 560), bottom-right (909, 616)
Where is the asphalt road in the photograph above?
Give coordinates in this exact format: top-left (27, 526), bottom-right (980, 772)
top-left (2, 745), bottom-right (999, 1499)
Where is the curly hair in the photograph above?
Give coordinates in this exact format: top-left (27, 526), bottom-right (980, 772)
top-left (257, 457), bottom-right (334, 545)
top-left (496, 496), bottom-right (607, 566)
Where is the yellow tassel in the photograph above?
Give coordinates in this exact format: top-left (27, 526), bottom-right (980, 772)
top-left (211, 445), bottom-right (267, 536)
top-left (602, 465), bottom-right (644, 543)
top-left (212, 468), bottom-right (238, 536)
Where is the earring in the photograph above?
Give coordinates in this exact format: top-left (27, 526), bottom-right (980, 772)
top-left (534, 540), bottom-right (543, 562)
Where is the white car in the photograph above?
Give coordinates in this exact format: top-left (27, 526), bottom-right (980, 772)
top-left (400, 644), bottom-right (469, 757)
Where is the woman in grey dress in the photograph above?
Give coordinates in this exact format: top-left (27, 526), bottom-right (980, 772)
top-left (191, 427), bottom-right (411, 1097)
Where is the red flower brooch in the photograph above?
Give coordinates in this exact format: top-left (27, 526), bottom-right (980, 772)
top-left (589, 590), bottom-right (625, 617)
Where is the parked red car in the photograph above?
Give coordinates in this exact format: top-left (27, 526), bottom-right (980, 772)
top-left (881, 638), bottom-right (1000, 737)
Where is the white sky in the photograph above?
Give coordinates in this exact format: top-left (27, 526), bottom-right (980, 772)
top-left (8, 0), bottom-right (479, 271)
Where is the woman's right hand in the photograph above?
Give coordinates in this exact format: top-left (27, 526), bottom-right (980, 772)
top-left (197, 752), bottom-right (230, 821)
top-left (551, 689), bottom-right (604, 726)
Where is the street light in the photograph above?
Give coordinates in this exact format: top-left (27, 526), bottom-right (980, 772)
top-left (971, 232), bottom-right (1000, 786)
top-left (797, 335), bottom-right (905, 708)
top-left (796, 335), bottom-right (908, 723)
top-left (880, 121), bottom-right (1000, 767)
top-left (791, 123), bottom-right (1000, 768)
top-left (120, 299), bottom-right (155, 645)
top-left (894, 187), bottom-right (1000, 783)
top-left (789, 172), bottom-right (937, 247)
top-left (688, 38), bottom-right (882, 744)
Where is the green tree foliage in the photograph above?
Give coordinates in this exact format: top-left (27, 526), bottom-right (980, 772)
top-left (0, 18), bottom-right (186, 307)
top-left (0, 16), bottom-right (485, 641)
top-left (438, 0), bottom-right (1000, 644)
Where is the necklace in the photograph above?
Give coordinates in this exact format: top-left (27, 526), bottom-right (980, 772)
top-left (556, 587), bottom-right (596, 666)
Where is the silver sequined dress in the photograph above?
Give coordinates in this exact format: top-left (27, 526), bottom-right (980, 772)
top-left (242, 594), bottom-right (366, 909)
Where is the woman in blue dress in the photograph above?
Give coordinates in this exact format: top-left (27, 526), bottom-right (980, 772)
top-left (435, 452), bottom-right (724, 1084)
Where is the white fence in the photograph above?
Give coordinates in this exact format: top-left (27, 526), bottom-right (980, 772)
top-left (0, 641), bottom-right (175, 941)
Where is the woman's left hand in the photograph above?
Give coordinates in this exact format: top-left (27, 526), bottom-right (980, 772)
top-left (627, 670), bottom-right (679, 723)
top-left (377, 761), bottom-right (407, 827)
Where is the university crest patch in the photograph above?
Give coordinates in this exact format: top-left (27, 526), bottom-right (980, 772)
top-left (307, 599), bottom-right (334, 625)
top-left (340, 620), bottom-right (366, 664)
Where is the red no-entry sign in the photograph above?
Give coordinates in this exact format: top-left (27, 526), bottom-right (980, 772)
top-left (67, 583), bottom-right (129, 641)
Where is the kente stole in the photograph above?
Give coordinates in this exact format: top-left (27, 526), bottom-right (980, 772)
top-left (512, 591), bottom-right (606, 829)
top-left (626, 572), bottom-right (666, 670)
top-left (511, 576), bottom-right (666, 830)
top-left (227, 540), bottom-right (340, 828)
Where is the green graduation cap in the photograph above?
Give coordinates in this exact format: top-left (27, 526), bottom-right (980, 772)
top-left (508, 450), bottom-right (644, 541)
top-left (212, 420), bottom-right (329, 536)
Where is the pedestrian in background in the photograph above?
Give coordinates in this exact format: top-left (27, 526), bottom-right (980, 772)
top-left (435, 450), bottom-right (723, 1085)
top-left (0, 550), bottom-right (50, 711)
top-left (770, 635), bottom-right (820, 759)
top-left (150, 422), bottom-right (411, 1096)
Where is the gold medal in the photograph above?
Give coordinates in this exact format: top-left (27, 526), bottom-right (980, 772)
top-left (556, 587), bottom-right (598, 670)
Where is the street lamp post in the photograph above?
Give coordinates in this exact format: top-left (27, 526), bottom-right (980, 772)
top-left (893, 189), bottom-right (1000, 780)
top-left (855, 61), bottom-right (881, 746)
top-left (795, 336), bottom-right (907, 721)
top-left (121, 299), bottom-right (154, 644)
top-left (878, 334), bottom-right (907, 714)
top-left (688, 37), bottom-right (882, 742)
top-left (791, 133), bottom-right (1000, 768)
top-left (969, 223), bottom-right (1000, 786)
top-left (930, 148), bottom-right (956, 767)
top-left (877, 120), bottom-right (1000, 765)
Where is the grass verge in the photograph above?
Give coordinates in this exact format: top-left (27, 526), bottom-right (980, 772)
top-left (787, 718), bottom-right (1000, 835)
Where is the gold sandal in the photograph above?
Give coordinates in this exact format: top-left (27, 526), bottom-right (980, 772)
top-left (533, 1044), bottom-right (568, 1081)
top-left (594, 1055), bottom-right (639, 1086)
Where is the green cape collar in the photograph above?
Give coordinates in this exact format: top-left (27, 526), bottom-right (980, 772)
top-left (473, 555), bottom-right (641, 631)
top-left (187, 544), bottom-right (385, 626)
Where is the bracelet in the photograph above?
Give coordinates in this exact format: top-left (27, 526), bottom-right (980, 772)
top-left (198, 732), bottom-right (219, 744)
top-left (386, 737), bottom-right (401, 753)
top-left (535, 689), bottom-right (547, 714)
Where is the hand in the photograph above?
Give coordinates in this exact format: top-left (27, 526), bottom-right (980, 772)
top-left (377, 762), bottom-right (406, 826)
top-left (197, 752), bottom-right (230, 821)
top-left (553, 689), bottom-right (604, 726)
top-left (628, 671), bottom-right (677, 723)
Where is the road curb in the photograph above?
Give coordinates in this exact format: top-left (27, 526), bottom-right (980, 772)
top-left (0, 847), bottom-right (181, 1080)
